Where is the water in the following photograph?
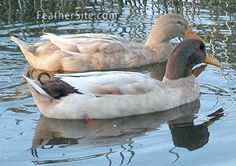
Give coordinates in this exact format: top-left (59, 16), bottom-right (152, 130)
top-left (0, 0), bottom-right (236, 165)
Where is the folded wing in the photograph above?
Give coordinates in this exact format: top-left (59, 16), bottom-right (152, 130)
top-left (41, 33), bottom-right (128, 55)
top-left (56, 71), bottom-right (158, 96)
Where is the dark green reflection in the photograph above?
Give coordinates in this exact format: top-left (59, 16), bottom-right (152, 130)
top-left (169, 108), bottom-right (224, 151)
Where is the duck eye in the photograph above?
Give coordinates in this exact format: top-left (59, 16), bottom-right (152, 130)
top-left (176, 21), bottom-right (183, 25)
top-left (200, 44), bottom-right (205, 53)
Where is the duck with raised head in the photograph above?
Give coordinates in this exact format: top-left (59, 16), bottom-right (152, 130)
top-left (11, 14), bottom-right (220, 72)
top-left (23, 39), bottom-right (220, 119)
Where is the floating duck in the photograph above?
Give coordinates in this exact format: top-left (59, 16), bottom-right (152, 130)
top-left (23, 39), bottom-right (220, 119)
top-left (11, 14), bottom-right (220, 72)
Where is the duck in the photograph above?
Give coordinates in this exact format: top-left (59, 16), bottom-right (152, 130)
top-left (11, 14), bottom-right (220, 72)
top-left (23, 39), bottom-right (220, 119)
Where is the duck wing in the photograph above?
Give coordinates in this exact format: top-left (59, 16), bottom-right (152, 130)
top-left (55, 71), bottom-right (158, 96)
top-left (41, 33), bottom-right (129, 55)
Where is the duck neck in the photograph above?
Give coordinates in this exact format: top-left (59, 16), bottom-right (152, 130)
top-left (164, 53), bottom-right (193, 80)
top-left (145, 26), bottom-right (173, 50)
top-left (144, 30), bottom-right (175, 63)
top-left (164, 66), bottom-right (192, 80)
top-left (162, 75), bottom-right (199, 95)
top-left (163, 75), bottom-right (195, 83)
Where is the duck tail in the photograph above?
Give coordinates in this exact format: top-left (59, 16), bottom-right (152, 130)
top-left (10, 36), bottom-right (30, 48)
top-left (11, 36), bottom-right (38, 67)
top-left (23, 75), bottom-right (52, 99)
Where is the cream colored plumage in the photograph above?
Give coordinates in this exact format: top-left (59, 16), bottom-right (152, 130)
top-left (11, 14), bottom-right (209, 72)
top-left (25, 71), bottom-right (199, 119)
top-left (23, 39), bottom-right (219, 119)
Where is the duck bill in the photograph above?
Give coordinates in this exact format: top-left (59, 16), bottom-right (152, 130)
top-left (183, 27), bottom-right (206, 43)
top-left (204, 54), bottom-right (221, 67)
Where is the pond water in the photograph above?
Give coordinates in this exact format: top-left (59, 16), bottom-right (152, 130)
top-left (0, 0), bottom-right (236, 165)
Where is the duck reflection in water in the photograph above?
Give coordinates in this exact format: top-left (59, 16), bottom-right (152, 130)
top-left (30, 96), bottom-right (224, 165)
top-left (31, 100), bottom-right (199, 147)
top-left (169, 107), bottom-right (224, 150)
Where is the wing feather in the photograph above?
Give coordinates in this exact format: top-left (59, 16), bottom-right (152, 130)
top-left (23, 75), bottom-right (52, 98)
top-left (41, 33), bottom-right (128, 55)
top-left (55, 71), bottom-right (157, 96)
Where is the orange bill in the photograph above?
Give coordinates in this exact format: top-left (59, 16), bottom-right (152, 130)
top-left (183, 27), bottom-right (206, 44)
top-left (204, 54), bottom-right (221, 67)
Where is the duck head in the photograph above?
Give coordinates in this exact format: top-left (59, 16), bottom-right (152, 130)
top-left (145, 13), bottom-right (205, 46)
top-left (164, 39), bottom-right (219, 80)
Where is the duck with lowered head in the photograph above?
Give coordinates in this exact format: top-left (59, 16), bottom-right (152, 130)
top-left (11, 14), bottom-right (220, 72)
top-left (23, 39), bottom-right (220, 119)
